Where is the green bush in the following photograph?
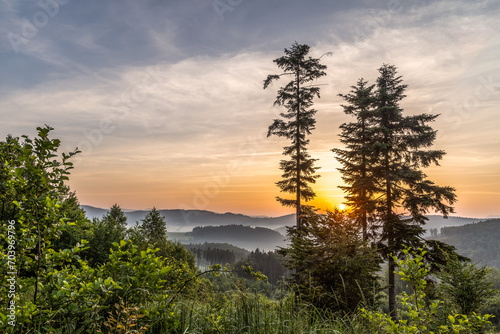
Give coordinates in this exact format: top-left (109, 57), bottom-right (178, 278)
top-left (361, 247), bottom-right (495, 333)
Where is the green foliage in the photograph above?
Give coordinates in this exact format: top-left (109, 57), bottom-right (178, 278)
top-left (207, 272), bottom-right (280, 300)
top-left (361, 247), bottom-right (495, 333)
top-left (487, 267), bottom-right (500, 290)
top-left (8, 242), bottom-right (121, 333)
top-left (129, 207), bottom-right (167, 252)
top-left (139, 207), bottom-right (167, 245)
top-left (438, 256), bottom-right (496, 316)
top-left (264, 42), bottom-right (327, 228)
top-left (0, 126), bottom-right (80, 310)
top-left (104, 203), bottom-right (128, 228)
top-left (0, 234), bottom-right (201, 333)
top-left (483, 293), bottom-right (500, 330)
top-left (83, 204), bottom-right (128, 266)
top-left (163, 240), bottom-right (197, 272)
top-left (101, 240), bottom-right (174, 301)
top-left (128, 207), bottom-right (197, 277)
top-left (51, 191), bottom-right (93, 253)
top-left (279, 208), bottom-right (382, 313)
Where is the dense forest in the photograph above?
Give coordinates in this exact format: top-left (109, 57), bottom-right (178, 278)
top-left (187, 225), bottom-right (287, 250)
top-left (1, 43), bottom-right (499, 333)
top-left (186, 243), bottom-right (248, 269)
top-left (437, 219), bottom-right (500, 270)
top-left (185, 243), bottom-right (288, 286)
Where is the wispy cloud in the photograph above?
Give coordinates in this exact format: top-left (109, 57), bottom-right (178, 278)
top-left (1, 0), bottom-right (499, 216)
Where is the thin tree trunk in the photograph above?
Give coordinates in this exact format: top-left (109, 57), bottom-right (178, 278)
top-left (387, 191), bottom-right (397, 319)
top-left (386, 144), bottom-right (397, 319)
top-left (388, 250), bottom-right (396, 319)
top-left (296, 66), bottom-right (301, 230)
top-left (362, 209), bottom-right (367, 241)
top-left (361, 117), bottom-right (368, 241)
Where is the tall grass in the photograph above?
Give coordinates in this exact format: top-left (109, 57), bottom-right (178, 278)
top-left (147, 291), bottom-right (366, 334)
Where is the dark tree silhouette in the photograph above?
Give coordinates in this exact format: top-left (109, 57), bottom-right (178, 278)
top-left (139, 207), bottom-right (168, 246)
top-left (370, 64), bottom-right (456, 318)
top-left (264, 42), bottom-right (327, 229)
top-left (333, 78), bottom-right (377, 241)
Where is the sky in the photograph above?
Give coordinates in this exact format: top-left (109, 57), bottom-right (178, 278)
top-left (1, 0), bottom-right (499, 218)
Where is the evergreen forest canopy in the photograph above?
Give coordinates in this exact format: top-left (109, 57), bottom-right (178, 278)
top-left (437, 218), bottom-right (500, 270)
top-left (187, 225), bottom-right (287, 251)
top-left (0, 42), bottom-right (498, 333)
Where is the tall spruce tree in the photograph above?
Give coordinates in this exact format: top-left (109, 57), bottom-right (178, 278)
top-left (103, 203), bottom-right (128, 230)
top-left (139, 207), bottom-right (167, 247)
top-left (264, 42), bottom-right (327, 229)
top-left (370, 64), bottom-right (456, 317)
top-left (333, 78), bottom-right (377, 241)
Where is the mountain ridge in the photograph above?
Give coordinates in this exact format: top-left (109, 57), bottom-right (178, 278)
top-left (436, 219), bottom-right (500, 269)
top-left (81, 205), bottom-right (483, 234)
top-left (81, 205), bottom-right (295, 232)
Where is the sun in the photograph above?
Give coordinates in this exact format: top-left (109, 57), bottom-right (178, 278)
top-left (339, 204), bottom-right (346, 211)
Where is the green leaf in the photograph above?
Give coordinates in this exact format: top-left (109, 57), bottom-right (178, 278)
top-left (159, 266), bottom-right (171, 275)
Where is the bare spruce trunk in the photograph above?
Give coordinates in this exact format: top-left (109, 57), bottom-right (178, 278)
top-left (361, 117), bottom-right (368, 241)
top-left (296, 67), bottom-right (301, 230)
top-left (388, 249), bottom-right (396, 319)
top-left (362, 210), bottom-right (367, 241)
top-left (386, 148), bottom-right (397, 319)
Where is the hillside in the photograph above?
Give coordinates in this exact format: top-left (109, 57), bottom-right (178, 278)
top-left (435, 219), bottom-right (500, 269)
top-left (420, 215), bottom-right (480, 235)
top-left (183, 242), bottom-right (250, 259)
top-left (183, 243), bottom-right (250, 269)
top-left (82, 205), bottom-right (480, 235)
top-left (81, 205), bottom-right (295, 232)
top-left (186, 225), bottom-right (287, 251)
top-left (273, 215), bottom-right (478, 238)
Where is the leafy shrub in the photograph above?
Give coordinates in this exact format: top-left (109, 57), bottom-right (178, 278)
top-left (361, 247), bottom-right (494, 333)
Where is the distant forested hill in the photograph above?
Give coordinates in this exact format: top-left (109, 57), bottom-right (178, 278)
top-left (82, 205), bottom-right (479, 235)
top-left (184, 242), bottom-right (250, 262)
top-left (81, 205), bottom-right (295, 232)
top-left (271, 215), bottom-right (479, 238)
top-left (183, 243), bottom-right (250, 269)
top-left (436, 219), bottom-right (500, 269)
top-left (186, 225), bottom-right (287, 251)
top-left (420, 215), bottom-right (480, 235)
